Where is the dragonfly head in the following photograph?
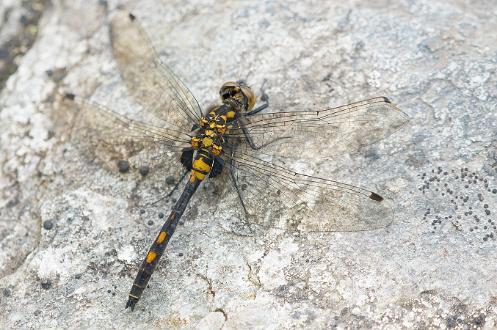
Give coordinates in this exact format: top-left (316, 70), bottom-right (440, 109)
top-left (220, 81), bottom-right (256, 112)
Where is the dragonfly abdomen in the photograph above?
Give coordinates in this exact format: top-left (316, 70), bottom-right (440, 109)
top-left (126, 176), bottom-right (202, 310)
top-left (190, 150), bottom-right (214, 182)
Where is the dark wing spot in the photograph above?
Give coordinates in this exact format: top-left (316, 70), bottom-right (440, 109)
top-left (369, 192), bottom-right (384, 202)
top-left (381, 97), bottom-right (391, 103)
top-left (128, 13), bottom-right (136, 21)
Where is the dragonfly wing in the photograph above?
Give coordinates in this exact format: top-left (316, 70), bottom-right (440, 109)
top-left (219, 141), bottom-right (393, 233)
top-left (228, 97), bottom-right (409, 160)
top-left (64, 94), bottom-right (192, 170)
top-left (110, 9), bottom-right (202, 129)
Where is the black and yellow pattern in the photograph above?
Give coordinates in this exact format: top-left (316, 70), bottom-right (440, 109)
top-left (126, 174), bottom-right (203, 310)
top-left (65, 8), bottom-right (408, 312)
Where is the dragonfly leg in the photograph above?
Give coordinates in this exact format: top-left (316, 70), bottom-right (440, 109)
top-left (240, 123), bottom-right (290, 150)
top-left (227, 146), bottom-right (255, 232)
top-left (209, 156), bottom-right (224, 178)
top-left (241, 125), bottom-right (264, 150)
top-left (229, 164), bottom-right (248, 216)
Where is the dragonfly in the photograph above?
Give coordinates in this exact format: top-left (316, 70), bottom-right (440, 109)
top-left (64, 9), bottom-right (409, 311)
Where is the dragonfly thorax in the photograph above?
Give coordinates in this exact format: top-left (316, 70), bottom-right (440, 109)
top-left (191, 113), bottom-right (230, 156)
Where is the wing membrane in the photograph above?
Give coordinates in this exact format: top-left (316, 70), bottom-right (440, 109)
top-left (228, 97), bottom-right (409, 160)
top-left (220, 144), bottom-right (393, 232)
top-left (65, 94), bottom-right (192, 169)
top-left (216, 97), bottom-right (407, 232)
top-left (110, 9), bottom-right (202, 128)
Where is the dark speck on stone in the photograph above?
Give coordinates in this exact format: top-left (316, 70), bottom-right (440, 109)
top-left (34, 310), bottom-right (41, 316)
top-left (43, 220), bottom-right (54, 230)
top-left (158, 212), bottom-right (164, 219)
top-left (3, 288), bottom-right (11, 297)
top-left (485, 209), bottom-right (491, 215)
top-left (140, 209), bottom-right (145, 215)
top-left (139, 166), bottom-right (150, 176)
top-left (41, 280), bottom-right (52, 290)
top-left (117, 160), bottom-right (130, 173)
top-left (178, 253), bottom-right (183, 257)
top-left (166, 176), bottom-right (175, 185)
top-left (492, 189), bottom-right (497, 194)
top-left (107, 289), bottom-right (111, 293)
top-left (147, 220), bottom-right (154, 226)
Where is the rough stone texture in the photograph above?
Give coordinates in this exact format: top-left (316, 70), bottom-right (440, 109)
top-left (1, 0), bottom-right (496, 329)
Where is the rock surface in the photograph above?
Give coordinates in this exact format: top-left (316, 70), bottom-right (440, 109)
top-left (1, 0), bottom-right (496, 328)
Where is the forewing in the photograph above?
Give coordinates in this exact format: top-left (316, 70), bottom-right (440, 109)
top-left (220, 145), bottom-right (393, 232)
top-left (228, 97), bottom-right (409, 160)
top-left (64, 94), bottom-right (192, 170)
top-left (110, 9), bottom-right (202, 129)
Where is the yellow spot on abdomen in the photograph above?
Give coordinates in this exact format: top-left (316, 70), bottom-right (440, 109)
top-left (192, 170), bottom-right (206, 180)
top-left (193, 157), bottom-right (211, 172)
top-left (146, 251), bottom-right (157, 263)
top-left (156, 231), bottom-right (167, 244)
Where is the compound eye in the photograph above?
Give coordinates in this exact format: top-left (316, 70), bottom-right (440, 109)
top-left (220, 81), bottom-right (238, 99)
top-left (240, 86), bottom-right (256, 111)
top-left (221, 92), bottom-right (229, 100)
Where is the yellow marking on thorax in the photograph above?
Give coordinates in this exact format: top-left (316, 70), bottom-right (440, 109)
top-left (212, 145), bottom-right (222, 156)
top-left (146, 251), bottom-right (157, 263)
top-left (191, 137), bottom-right (201, 149)
top-left (205, 130), bottom-right (216, 137)
top-left (156, 231), bottom-right (167, 244)
top-left (202, 137), bottom-right (213, 147)
top-left (226, 111), bottom-right (235, 119)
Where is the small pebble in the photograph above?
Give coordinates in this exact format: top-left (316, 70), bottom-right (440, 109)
top-left (165, 176), bottom-right (176, 185)
top-left (139, 166), bottom-right (150, 176)
top-left (42, 220), bottom-right (54, 230)
top-left (117, 160), bottom-right (130, 173)
top-left (41, 280), bottom-right (52, 290)
top-left (3, 288), bottom-right (12, 297)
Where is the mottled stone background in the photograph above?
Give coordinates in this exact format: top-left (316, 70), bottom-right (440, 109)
top-left (1, 0), bottom-right (496, 328)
